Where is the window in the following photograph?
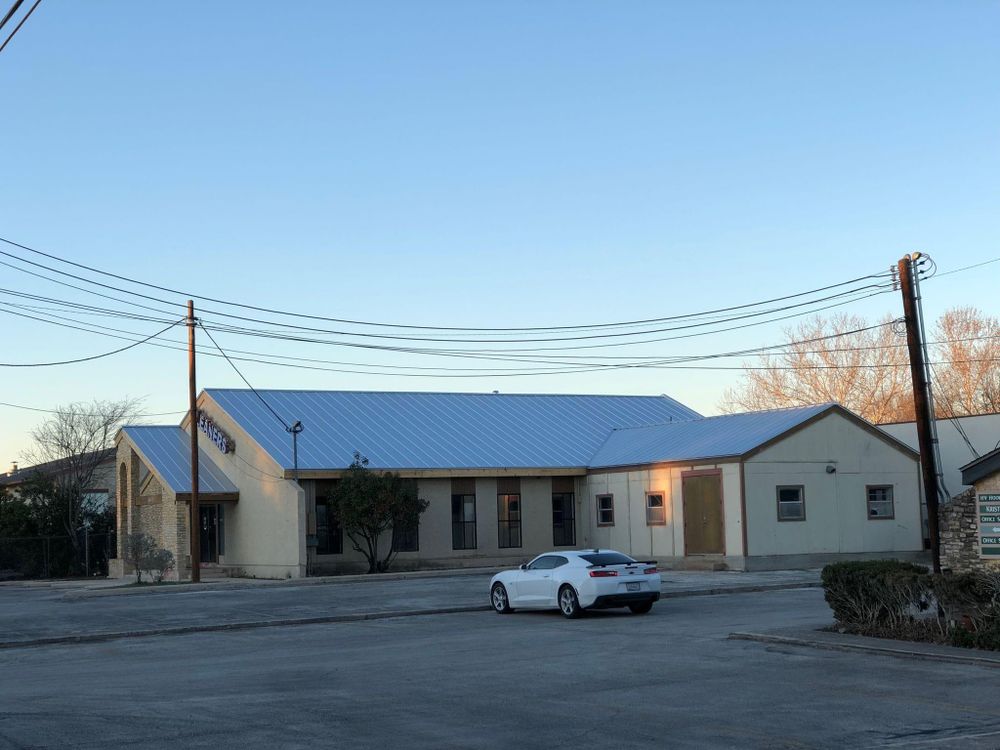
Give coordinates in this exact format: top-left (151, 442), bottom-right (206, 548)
top-left (646, 493), bottom-right (665, 525)
top-left (392, 520), bottom-right (419, 552)
top-left (596, 494), bottom-right (614, 526)
top-left (452, 494), bottom-right (477, 550)
top-left (527, 555), bottom-right (568, 570)
top-left (580, 552), bottom-right (635, 566)
top-left (83, 490), bottom-right (111, 513)
top-left (867, 485), bottom-right (895, 520)
top-left (776, 486), bottom-right (805, 521)
top-left (316, 498), bottom-right (343, 554)
top-left (552, 492), bottom-right (576, 546)
top-left (498, 494), bottom-right (522, 548)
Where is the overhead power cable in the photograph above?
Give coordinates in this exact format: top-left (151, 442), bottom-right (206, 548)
top-left (0, 317), bottom-right (182, 367)
top-left (0, 235), bottom-right (894, 334)
top-left (0, 0), bottom-right (40, 55)
top-left (4, 303), bottom-right (998, 378)
top-left (0, 0), bottom-right (25, 31)
top-left (0, 245), bottom-right (897, 349)
top-left (0, 399), bottom-right (186, 418)
top-left (197, 321), bottom-right (292, 430)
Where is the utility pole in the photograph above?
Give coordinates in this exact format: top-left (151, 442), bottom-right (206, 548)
top-left (188, 300), bottom-right (201, 583)
top-left (897, 254), bottom-right (941, 573)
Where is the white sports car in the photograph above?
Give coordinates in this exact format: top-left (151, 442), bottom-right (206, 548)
top-left (489, 549), bottom-right (661, 618)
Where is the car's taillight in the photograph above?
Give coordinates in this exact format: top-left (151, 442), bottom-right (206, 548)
top-left (644, 566), bottom-right (657, 574)
top-left (589, 570), bottom-right (618, 578)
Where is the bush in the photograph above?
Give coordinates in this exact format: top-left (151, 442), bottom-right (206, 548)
top-left (123, 533), bottom-right (175, 584)
top-left (821, 560), bottom-right (929, 631)
top-left (822, 562), bottom-right (1000, 651)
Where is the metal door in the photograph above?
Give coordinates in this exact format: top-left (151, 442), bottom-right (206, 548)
top-left (682, 474), bottom-right (724, 555)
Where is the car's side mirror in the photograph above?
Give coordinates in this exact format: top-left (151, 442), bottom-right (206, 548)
top-left (519, 564), bottom-right (526, 570)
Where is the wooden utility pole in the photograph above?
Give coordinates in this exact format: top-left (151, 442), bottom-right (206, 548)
top-left (897, 254), bottom-right (941, 573)
top-left (188, 300), bottom-right (201, 583)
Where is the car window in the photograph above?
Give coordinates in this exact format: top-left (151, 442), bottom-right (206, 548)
top-left (579, 552), bottom-right (636, 566)
top-left (528, 555), bottom-right (570, 570)
top-left (526, 556), bottom-right (553, 570)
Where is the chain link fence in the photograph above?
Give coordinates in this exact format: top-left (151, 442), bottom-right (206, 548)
top-left (0, 530), bottom-right (115, 580)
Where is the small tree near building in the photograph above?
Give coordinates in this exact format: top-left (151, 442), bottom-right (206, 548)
top-left (330, 452), bottom-right (429, 574)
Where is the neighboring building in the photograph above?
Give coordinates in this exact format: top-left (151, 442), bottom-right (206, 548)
top-left (880, 412), bottom-right (1000, 497)
top-left (112, 389), bottom-right (924, 581)
top-left (0, 449), bottom-right (116, 510)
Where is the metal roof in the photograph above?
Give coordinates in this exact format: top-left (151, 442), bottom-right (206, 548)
top-left (588, 403), bottom-right (835, 468)
top-left (122, 426), bottom-right (239, 494)
top-left (960, 445), bottom-right (1000, 486)
top-left (204, 389), bottom-right (702, 470)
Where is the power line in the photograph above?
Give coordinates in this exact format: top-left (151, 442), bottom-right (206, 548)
top-left (197, 321), bottom-right (292, 430)
top-left (0, 318), bottom-right (182, 367)
top-left (0, 400), bottom-right (186, 418)
top-left (0, 246), bottom-right (901, 354)
top-left (0, 0), bottom-right (40, 55)
top-left (0, 235), bottom-right (894, 334)
top-left (932, 256), bottom-right (1000, 279)
top-left (0, 0), bottom-right (25, 31)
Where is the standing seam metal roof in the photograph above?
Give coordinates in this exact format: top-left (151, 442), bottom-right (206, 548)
top-left (203, 389), bottom-right (703, 470)
top-left (122, 426), bottom-right (239, 494)
top-left (587, 403), bottom-right (836, 468)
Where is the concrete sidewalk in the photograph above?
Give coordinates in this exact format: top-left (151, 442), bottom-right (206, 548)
top-left (35, 566), bottom-right (823, 600)
top-left (0, 568), bottom-right (820, 650)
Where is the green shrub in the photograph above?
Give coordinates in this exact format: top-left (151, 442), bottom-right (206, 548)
top-left (822, 560), bottom-right (929, 630)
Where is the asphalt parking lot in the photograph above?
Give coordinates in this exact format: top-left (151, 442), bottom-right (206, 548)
top-left (2, 586), bottom-right (999, 749)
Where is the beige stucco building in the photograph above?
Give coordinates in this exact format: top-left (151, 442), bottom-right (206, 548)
top-left (111, 389), bottom-right (925, 581)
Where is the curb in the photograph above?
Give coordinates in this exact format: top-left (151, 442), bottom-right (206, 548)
top-left (662, 581), bottom-right (820, 599)
top-left (728, 631), bottom-right (1000, 669)
top-left (63, 567), bottom-right (505, 600)
top-left (0, 604), bottom-right (493, 651)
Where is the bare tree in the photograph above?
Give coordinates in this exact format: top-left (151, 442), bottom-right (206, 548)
top-left (931, 307), bottom-right (1000, 417)
top-left (21, 398), bottom-right (144, 558)
top-left (719, 314), bottom-right (915, 423)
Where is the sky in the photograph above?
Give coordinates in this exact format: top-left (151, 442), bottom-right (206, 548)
top-left (1, 1), bottom-right (998, 467)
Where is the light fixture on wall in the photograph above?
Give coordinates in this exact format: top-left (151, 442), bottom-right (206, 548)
top-left (826, 465), bottom-right (837, 474)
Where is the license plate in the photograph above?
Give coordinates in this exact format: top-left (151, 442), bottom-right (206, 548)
top-left (626, 582), bottom-right (640, 592)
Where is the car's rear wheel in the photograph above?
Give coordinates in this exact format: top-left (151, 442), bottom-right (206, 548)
top-left (628, 601), bottom-right (654, 615)
top-left (491, 583), bottom-right (513, 614)
top-left (558, 585), bottom-right (582, 619)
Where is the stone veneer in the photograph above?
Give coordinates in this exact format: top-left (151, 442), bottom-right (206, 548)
top-left (939, 471), bottom-right (1000, 573)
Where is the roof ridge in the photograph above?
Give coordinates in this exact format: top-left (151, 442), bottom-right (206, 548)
top-left (607, 403), bottom-right (834, 433)
top-left (204, 387), bottom-right (683, 400)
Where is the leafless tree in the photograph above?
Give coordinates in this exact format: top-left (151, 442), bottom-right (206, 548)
top-left (721, 308), bottom-right (1000, 423)
top-left (21, 398), bottom-right (144, 545)
top-left (719, 314), bottom-right (915, 423)
top-left (930, 307), bottom-right (1000, 417)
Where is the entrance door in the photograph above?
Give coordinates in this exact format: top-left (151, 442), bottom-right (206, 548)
top-left (199, 505), bottom-right (218, 564)
top-left (682, 473), bottom-right (724, 555)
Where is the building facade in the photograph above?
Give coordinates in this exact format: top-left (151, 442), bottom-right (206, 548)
top-left (112, 390), bottom-right (925, 580)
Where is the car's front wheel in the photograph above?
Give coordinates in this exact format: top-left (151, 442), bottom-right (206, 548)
top-left (558, 585), bottom-right (582, 619)
top-left (491, 583), bottom-right (513, 614)
top-left (628, 601), bottom-right (654, 615)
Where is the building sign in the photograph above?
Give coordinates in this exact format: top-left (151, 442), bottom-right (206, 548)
top-left (979, 494), bottom-right (1000, 559)
top-left (198, 412), bottom-right (234, 454)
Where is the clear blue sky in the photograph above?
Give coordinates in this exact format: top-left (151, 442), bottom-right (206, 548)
top-left (1, 1), bottom-right (998, 466)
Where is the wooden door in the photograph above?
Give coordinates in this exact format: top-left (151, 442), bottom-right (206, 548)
top-left (682, 473), bottom-right (724, 555)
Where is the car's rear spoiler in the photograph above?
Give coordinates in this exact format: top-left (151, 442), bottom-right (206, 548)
top-left (587, 560), bottom-right (657, 568)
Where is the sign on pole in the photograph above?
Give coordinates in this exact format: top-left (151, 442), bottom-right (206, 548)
top-left (980, 494), bottom-right (1000, 558)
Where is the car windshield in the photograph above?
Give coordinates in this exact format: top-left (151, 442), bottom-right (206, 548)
top-left (579, 552), bottom-right (636, 566)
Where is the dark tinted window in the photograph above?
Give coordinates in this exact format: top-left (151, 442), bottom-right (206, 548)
top-left (579, 552), bottom-right (636, 566)
top-left (528, 555), bottom-right (569, 570)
